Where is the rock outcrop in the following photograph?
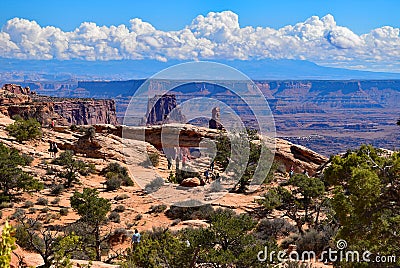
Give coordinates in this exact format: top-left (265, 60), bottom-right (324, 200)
top-left (180, 177), bottom-right (202, 187)
top-left (122, 124), bottom-right (220, 149)
top-left (209, 107), bottom-right (223, 130)
top-left (0, 84), bottom-right (118, 126)
top-left (145, 94), bottom-right (186, 125)
top-left (121, 123), bottom-right (328, 175)
top-left (274, 138), bottom-right (328, 176)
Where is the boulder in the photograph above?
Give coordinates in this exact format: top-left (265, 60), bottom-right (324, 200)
top-left (180, 177), bottom-right (201, 187)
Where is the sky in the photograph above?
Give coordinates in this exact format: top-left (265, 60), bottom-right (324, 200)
top-left (1, 0), bottom-right (400, 72)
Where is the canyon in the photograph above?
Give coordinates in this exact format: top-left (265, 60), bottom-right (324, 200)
top-left (7, 79), bottom-right (400, 156)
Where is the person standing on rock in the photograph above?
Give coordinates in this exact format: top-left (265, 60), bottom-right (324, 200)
top-left (210, 160), bottom-right (215, 171)
top-left (48, 141), bottom-right (54, 158)
top-left (167, 157), bottom-right (172, 170)
top-left (52, 142), bottom-right (58, 158)
top-left (204, 169), bottom-right (210, 183)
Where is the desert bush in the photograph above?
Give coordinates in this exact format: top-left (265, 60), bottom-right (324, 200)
top-left (46, 167), bottom-right (56, 175)
top-left (165, 203), bottom-right (214, 221)
top-left (0, 143), bottom-right (43, 197)
top-left (149, 204), bottom-right (167, 214)
top-left (70, 124), bottom-right (78, 131)
top-left (10, 208), bottom-right (25, 220)
top-left (148, 152), bottom-right (159, 167)
top-left (50, 184), bottom-right (64, 195)
top-left (134, 214), bottom-right (143, 221)
top-left (6, 117), bottom-right (42, 142)
top-left (114, 194), bottom-right (129, 201)
top-left (15, 224), bottom-right (41, 251)
top-left (105, 176), bottom-right (122, 191)
top-left (84, 126), bottom-right (96, 139)
top-left (36, 197), bottom-right (48, 206)
top-left (280, 233), bottom-right (300, 250)
top-left (101, 162), bottom-right (133, 186)
top-left (296, 226), bottom-right (336, 256)
top-left (40, 207), bottom-right (50, 213)
top-left (59, 208), bottom-right (69, 216)
top-left (144, 177), bottom-right (164, 193)
top-left (256, 218), bottom-right (297, 240)
top-left (50, 197), bottom-right (60, 205)
top-left (52, 150), bottom-right (93, 187)
top-left (23, 201), bottom-right (35, 208)
top-left (28, 207), bottom-right (36, 214)
top-left (108, 211), bottom-right (120, 223)
top-left (20, 153), bottom-right (34, 165)
top-left (114, 205), bottom-right (125, 213)
top-left (0, 202), bottom-right (13, 209)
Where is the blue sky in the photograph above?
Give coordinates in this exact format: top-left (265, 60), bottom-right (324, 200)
top-left (2, 0), bottom-right (399, 34)
top-left (1, 0), bottom-right (400, 72)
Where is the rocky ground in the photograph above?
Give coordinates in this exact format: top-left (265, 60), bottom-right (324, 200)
top-left (0, 113), bottom-right (331, 267)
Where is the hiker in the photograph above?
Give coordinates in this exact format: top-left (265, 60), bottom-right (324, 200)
top-left (303, 170), bottom-right (309, 178)
top-left (204, 169), bottom-right (210, 183)
top-left (131, 229), bottom-right (141, 250)
top-left (167, 157), bottom-right (172, 170)
top-left (52, 142), bottom-right (58, 158)
top-left (51, 120), bottom-right (55, 129)
top-left (48, 141), bottom-right (54, 157)
top-left (210, 160), bottom-right (215, 171)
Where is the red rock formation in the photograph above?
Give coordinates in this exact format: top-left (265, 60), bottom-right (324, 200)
top-left (209, 107), bottom-right (223, 130)
top-left (0, 84), bottom-right (118, 126)
top-left (145, 94), bottom-right (186, 125)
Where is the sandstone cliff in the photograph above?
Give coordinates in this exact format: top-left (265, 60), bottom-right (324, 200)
top-left (144, 94), bottom-right (186, 125)
top-left (0, 84), bottom-right (118, 126)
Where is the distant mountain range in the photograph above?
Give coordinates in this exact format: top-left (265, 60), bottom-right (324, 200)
top-left (1, 57), bottom-right (400, 80)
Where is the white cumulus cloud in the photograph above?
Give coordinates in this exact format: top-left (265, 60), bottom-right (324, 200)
top-left (0, 11), bottom-right (399, 71)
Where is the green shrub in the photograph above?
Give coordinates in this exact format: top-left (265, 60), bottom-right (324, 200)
top-left (40, 207), bottom-right (50, 213)
top-left (255, 218), bottom-right (296, 240)
top-left (36, 197), bottom-right (48, 206)
top-left (6, 117), bottom-right (42, 142)
top-left (20, 153), bottom-right (34, 165)
top-left (28, 207), bottom-right (36, 214)
top-left (165, 203), bottom-right (214, 221)
top-left (148, 152), bottom-right (159, 167)
top-left (10, 208), bottom-right (25, 220)
top-left (114, 205), bottom-right (125, 213)
top-left (59, 208), bottom-right (69, 216)
top-left (0, 143), bottom-right (43, 197)
top-left (134, 214), bottom-right (143, 221)
top-left (149, 204), bottom-right (167, 214)
top-left (108, 211), bottom-right (120, 223)
top-left (23, 201), bottom-right (35, 208)
top-left (46, 167), bottom-right (56, 175)
top-left (51, 197), bottom-right (60, 205)
top-left (105, 177), bottom-right (122, 191)
top-left (101, 163), bottom-right (133, 186)
top-left (52, 150), bottom-right (92, 187)
top-left (50, 184), bottom-right (64, 195)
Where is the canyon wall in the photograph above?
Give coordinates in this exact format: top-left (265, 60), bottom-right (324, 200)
top-left (0, 84), bottom-right (118, 126)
